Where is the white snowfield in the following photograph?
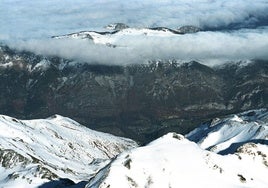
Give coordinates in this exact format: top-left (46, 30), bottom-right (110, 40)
top-left (87, 109), bottom-right (268, 188)
top-left (0, 114), bottom-right (137, 188)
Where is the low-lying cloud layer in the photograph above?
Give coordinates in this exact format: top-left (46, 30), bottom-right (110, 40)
top-left (8, 27), bottom-right (268, 66)
top-left (1, 0), bottom-right (268, 65)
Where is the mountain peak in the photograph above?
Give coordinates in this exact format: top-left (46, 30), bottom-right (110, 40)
top-left (104, 23), bottom-right (130, 30)
top-left (86, 127), bottom-right (268, 188)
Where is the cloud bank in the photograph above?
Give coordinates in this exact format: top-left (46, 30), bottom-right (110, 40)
top-left (8, 27), bottom-right (268, 66)
top-left (1, 0), bottom-right (268, 65)
top-left (1, 0), bottom-right (268, 40)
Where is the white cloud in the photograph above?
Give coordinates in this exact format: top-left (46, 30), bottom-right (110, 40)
top-left (1, 0), bottom-right (268, 65)
top-left (7, 27), bottom-right (268, 66)
top-left (1, 0), bottom-right (268, 40)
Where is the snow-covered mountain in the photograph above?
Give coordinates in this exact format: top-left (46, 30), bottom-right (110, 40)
top-left (186, 108), bottom-right (268, 154)
top-left (0, 107), bottom-right (267, 188)
top-left (0, 114), bottom-right (137, 188)
top-left (52, 25), bottom-right (199, 47)
top-left (86, 109), bottom-right (268, 188)
top-left (86, 133), bottom-right (268, 188)
top-left (52, 28), bottom-right (176, 47)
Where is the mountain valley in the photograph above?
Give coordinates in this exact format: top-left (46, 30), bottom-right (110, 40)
top-left (0, 44), bottom-right (267, 143)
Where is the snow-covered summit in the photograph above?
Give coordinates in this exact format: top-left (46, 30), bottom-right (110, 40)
top-left (0, 114), bottom-right (137, 188)
top-left (86, 132), bottom-right (268, 188)
top-left (52, 27), bottom-right (179, 46)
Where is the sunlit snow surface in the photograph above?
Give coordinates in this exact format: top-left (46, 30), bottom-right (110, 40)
top-left (187, 109), bottom-right (268, 154)
top-left (87, 109), bottom-right (268, 188)
top-left (0, 115), bottom-right (137, 188)
top-left (0, 110), bottom-right (267, 188)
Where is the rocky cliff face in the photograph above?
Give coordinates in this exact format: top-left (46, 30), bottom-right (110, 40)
top-left (0, 45), bottom-right (267, 143)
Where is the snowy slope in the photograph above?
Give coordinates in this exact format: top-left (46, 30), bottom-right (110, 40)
top-left (186, 109), bottom-right (268, 154)
top-left (0, 115), bottom-right (137, 188)
top-left (86, 132), bottom-right (268, 188)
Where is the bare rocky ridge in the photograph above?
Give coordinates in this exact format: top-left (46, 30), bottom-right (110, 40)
top-left (0, 45), bottom-right (267, 143)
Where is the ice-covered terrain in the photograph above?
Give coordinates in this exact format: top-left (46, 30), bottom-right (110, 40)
top-left (0, 114), bottom-right (137, 188)
top-left (86, 109), bottom-right (268, 188)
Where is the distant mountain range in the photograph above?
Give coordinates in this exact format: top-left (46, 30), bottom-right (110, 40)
top-left (0, 44), bottom-right (267, 143)
top-left (52, 24), bottom-right (201, 48)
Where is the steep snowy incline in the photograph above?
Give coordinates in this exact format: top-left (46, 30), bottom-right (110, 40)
top-left (86, 133), bottom-right (268, 188)
top-left (0, 114), bottom-right (137, 188)
top-left (186, 109), bottom-right (268, 154)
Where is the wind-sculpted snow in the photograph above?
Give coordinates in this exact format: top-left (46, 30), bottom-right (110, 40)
top-left (186, 109), bottom-right (268, 154)
top-left (86, 132), bottom-right (268, 188)
top-left (0, 115), bottom-right (137, 188)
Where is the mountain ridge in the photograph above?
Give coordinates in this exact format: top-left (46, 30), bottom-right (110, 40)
top-left (86, 109), bottom-right (268, 188)
top-left (0, 45), bottom-right (267, 143)
top-left (0, 114), bottom-right (137, 188)
top-left (0, 109), bottom-right (267, 188)
top-left (51, 25), bottom-right (201, 48)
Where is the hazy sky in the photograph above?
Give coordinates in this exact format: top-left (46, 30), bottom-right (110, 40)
top-left (1, 0), bottom-right (268, 64)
